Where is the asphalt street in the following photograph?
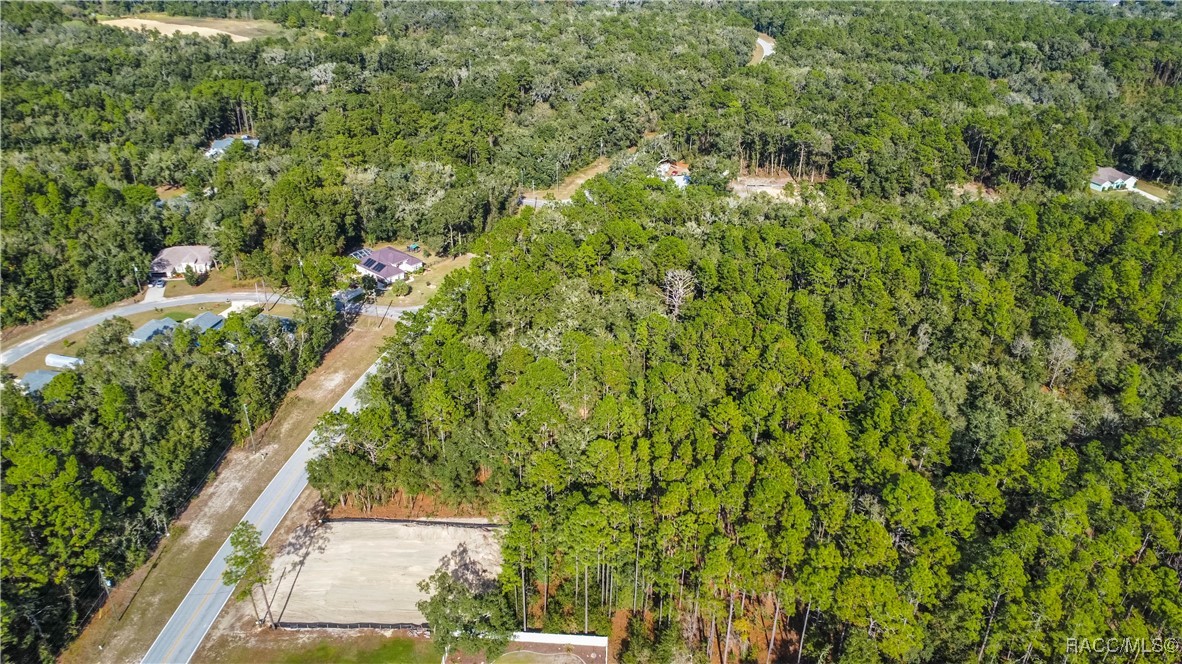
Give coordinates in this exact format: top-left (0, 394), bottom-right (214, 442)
top-left (141, 358), bottom-right (385, 664)
top-left (1, 292), bottom-right (415, 365)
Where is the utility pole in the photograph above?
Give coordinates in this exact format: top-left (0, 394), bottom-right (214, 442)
top-left (242, 402), bottom-right (257, 450)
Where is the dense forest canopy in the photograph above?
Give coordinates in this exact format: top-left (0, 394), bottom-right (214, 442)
top-left (311, 173), bottom-right (1182, 662)
top-left (2, 1), bottom-right (1182, 663)
top-left (3, 1), bottom-right (1180, 326)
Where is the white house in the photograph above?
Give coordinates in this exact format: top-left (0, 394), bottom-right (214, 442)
top-left (1090, 167), bottom-right (1137, 192)
top-left (205, 134), bottom-right (260, 159)
top-left (152, 245), bottom-right (213, 277)
top-left (656, 159), bottom-right (691, 189)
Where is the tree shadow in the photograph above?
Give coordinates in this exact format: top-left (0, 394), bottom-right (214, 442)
top-left (270, 500), bottom-right (333, 625)
top-left (438, 541), bottom-right (496, 594)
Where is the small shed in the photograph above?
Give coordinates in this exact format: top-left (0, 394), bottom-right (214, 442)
top-left (20, 370), bottom-right (61, 394)
top-left (128, 318), bottom-right (179, 346)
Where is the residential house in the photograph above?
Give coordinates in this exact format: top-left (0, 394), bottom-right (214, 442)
top-left (1090, 167), bottom-right (1137, 191)
top-left (128, 318), bottom-right (179, 346)
top-left (205, 134), bottom-right (260, 159)
top-left (20, 370), bottom-right (61, 395)
top-left (355, 247), bottom-right (425, 285)
top-left (185, 312), bottom-right (225, 333)
top-left (656, 159), bottom-right (691, 189)
top-left (152, 245), bottom-right (213, 277)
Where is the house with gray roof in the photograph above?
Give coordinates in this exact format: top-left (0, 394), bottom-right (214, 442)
top-left (128, 318), bottom-right (179, 346)
top-left (20, 370), bottom-right (61, 395)
top-left (205, 134), bottom-right (260, 159)
top-left (185, 312), bottom-right (225, 333)
top-left (1090, 167), bottom-right (1137, 191)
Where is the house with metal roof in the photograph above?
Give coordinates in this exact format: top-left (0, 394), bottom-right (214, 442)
top-left (355, 247), bottom-right (424, 285)
top-left (20, 370), bottom-right (61, 394)
top-left (1090, 167), bottom-right (1137, 191)
top-left (205, 134), bottom-right (260, 159)
top-left (184, 312), bottom-right (225, 333)
top-left (128, 318), bottom-right (179, 346)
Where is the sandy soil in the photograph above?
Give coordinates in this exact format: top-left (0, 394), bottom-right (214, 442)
top-left (101, 17), bottom-right (253, 42)
top-left (728, 176), bottom-right (802, 203)
top-left (265, 520), bottom-right (502, 625)
top-left (750, 32), bottom-right (776, 65)
top-left (521, 157), bottom-right (613, 203)
top-left (330, 489), bottom-right (491, 520)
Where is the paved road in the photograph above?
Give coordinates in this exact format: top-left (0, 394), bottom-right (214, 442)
top-left (1, 292), bottom-right (415, 365)
top-left (142, 358), bottom-right (386, 664)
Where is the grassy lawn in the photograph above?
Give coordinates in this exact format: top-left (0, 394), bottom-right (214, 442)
top-left (1135, 180), bottom-right (1173, 200)
top-left (164, 267), bottom-right (266, 297)
top-left (61, 326), bottom-right (394, 664)
top-left (278, 636), bottom-right (436, 664)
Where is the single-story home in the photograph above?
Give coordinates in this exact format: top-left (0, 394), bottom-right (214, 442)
top-left (1090, 167), bottom-right (1137, 191)
top-left (205, 134), bottom-right (260, 159)
top-left (656, 159), bottom-right (691, 189)
top-left (152, 245), bottom-right (213, 277)
top-left (20, 370), bottom-right (61, 395)
top-left (184, 312), bottom-right (225, 333)
top-left (355, 247), bottom-right (424, 285)
top-left (128, 318), bottom-right (179, 346)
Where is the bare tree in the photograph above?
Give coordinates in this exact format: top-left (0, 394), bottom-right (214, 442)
top-left (1046, 335), bottom-right (1077, 389)
top-left (663, 269), bottom-right (696, 321)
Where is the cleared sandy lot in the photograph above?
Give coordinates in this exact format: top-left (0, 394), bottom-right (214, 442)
top-left (266, 520), bottom-right (501, 625)
top-left (101, 18), bottom-right (252, 42)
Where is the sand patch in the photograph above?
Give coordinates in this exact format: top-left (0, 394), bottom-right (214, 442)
top-left (102, 17), bottom-right (252, 42)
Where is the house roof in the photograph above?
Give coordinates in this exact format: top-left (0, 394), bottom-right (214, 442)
top-left (356, 246), bottom-right (421, 281)
top-left (184, 312), bottom-right (225, 333)
top-left (152, 245), bottom-right (213, 273)
top-left (208, 135), bottom-right (260, 153)
top-left (129, 318), bottom-right (179, 343)
top-left (1091, 167), bottom-right (1132, 185)
top-left (20, 370), bottom-right (61, 394)
top-left (252, 313), bottom-right (296, 332)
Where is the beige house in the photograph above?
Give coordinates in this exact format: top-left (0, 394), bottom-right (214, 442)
top-left (152, 245), bottom-right (213, 277)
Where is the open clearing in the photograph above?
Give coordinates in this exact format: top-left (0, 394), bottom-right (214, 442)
top-left (100, 14), bottom-right (280, 42)
top-left (750, 32), bottom-right (776, 65)
top-left (372, 252), bottom-right (474, 309)
top-left (61, 325), bottom-right (392, 664)
top-left (265, 520), bottom-right (501, 625)
top-left (729, 175), bottom-right (801, 203)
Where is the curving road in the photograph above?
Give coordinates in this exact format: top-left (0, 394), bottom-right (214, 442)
top-left (141, 359), bottom-right (386, 664)
top-left (1, 292), bottom-right (416, 366)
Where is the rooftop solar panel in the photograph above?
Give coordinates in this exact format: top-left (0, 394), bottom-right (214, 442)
top-left (373, 262), bottom-right (387, 272)
top-left (362, 258), bottom-right (376, 268)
